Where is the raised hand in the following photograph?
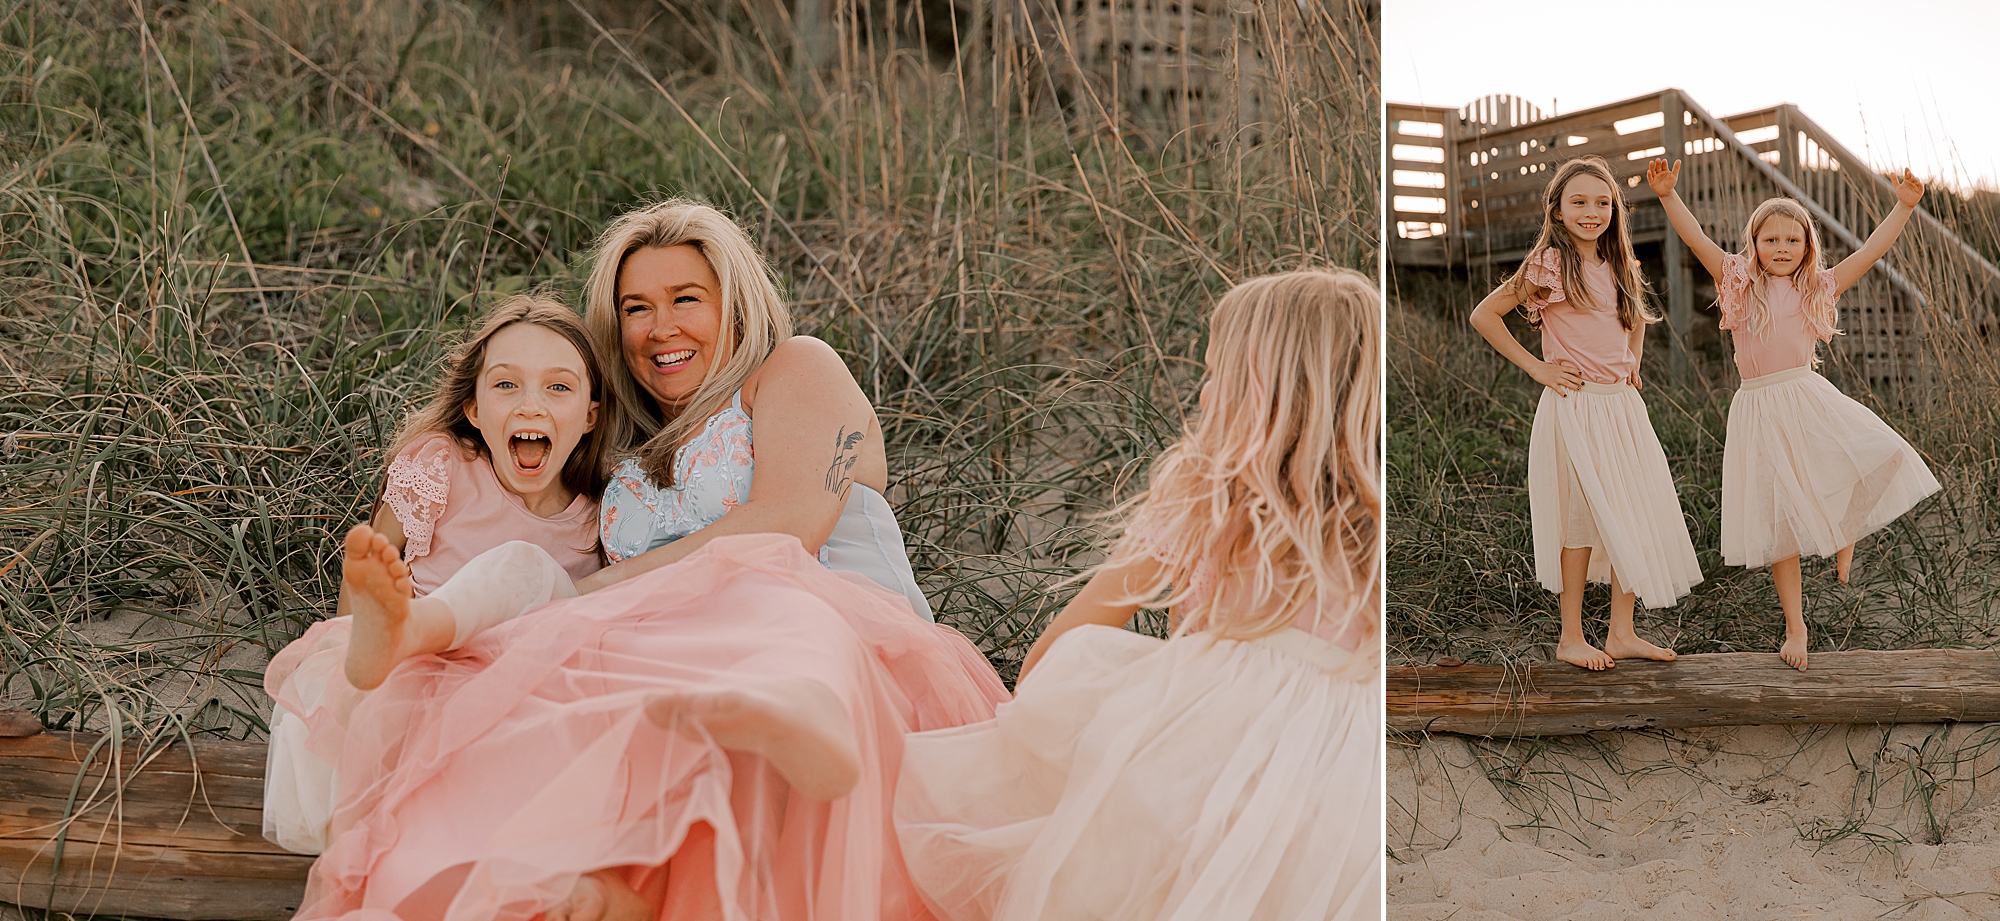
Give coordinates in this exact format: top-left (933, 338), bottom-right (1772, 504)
top-left (1646, 158), bottom-right (1680, 198)
top-left (1531, 358), bottom-right (1585, 396)
top-left (1892, 168), bottom-right (1924, 209)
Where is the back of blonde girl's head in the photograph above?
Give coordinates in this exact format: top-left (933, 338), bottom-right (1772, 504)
top-left (1511, 156), bottom-right (1656, 329)
top-left (388, 293), bottom-right (617, 501)
top-left (1098, 267), bottom-right (1379, 642)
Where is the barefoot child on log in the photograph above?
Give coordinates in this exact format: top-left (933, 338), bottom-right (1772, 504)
top-left (263, 294), bottom-right (615, 855)
top-left (895, 268), bottom-right (1382, 919)
top-left (1648, 158), bottom-right (1940, 671)
top-left (1469, 156), bottom-right (1700, 671)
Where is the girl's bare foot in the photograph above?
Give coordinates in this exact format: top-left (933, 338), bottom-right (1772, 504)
top-left (343, 525), bottom-right (418, 691)
top-left (1779, 630), bottom-right (1809, 671)
top-left (1556, 638), bottom-right (1614, 671)
top-left (645, 678), bottom-right (861, 801)
top-left (1837, 544), bottom-right (1855, 584)
top-left (1605, 633), bottom-right (1677, 662)
top-left (546, 869), bottom-right (651, 921)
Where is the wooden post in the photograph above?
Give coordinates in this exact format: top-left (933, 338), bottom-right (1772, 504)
top-left (1776, 105), bottom-right (1798, 182)
top-left (1389, 649), bottom-right (2000, 737)
top-left (1660, 90), bottom-right (1690, 379)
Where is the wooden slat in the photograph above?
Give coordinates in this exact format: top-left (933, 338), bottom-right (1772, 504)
top-left (1388, 649), bottom-right (2000, 738)
top-left (0, 730), bottom-right (310, 921)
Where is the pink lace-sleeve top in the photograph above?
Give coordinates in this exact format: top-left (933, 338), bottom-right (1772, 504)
top-left (1516, 248), bottom-right (1634, 385)
top-left (1717, 253), bottom-right (1834, 379)
top-left (381, 432), bottom-right (602, 595)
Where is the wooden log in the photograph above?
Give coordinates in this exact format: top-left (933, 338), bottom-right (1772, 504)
top-left (0, 729), bottom-right (310, 921)
top-left (1388, 649), bottom-right (2000, 738)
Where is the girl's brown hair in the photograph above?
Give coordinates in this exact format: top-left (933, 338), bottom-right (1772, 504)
top-left (1510, 156), bottom-right (1657, 330)
top-left (385, 293), bottom-right (615, 501)
top-left (580, 199), bottom-right (793, 486)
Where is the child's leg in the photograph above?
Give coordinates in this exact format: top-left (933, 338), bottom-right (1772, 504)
top-left (643, 677), bottom-right (862, 802)
top-left (1603, 566), bottom-right (1676, 662)
top-left (1555, 547), bottom-right (1613, 670)
top-left (345, 532), bottom-right (576, 691)
top-left (1837, 543), bottom-right (1855, 584)
top-left (545, 868), bottom-right (654, 921)
top-left (1771, 554), bottom-right (1809, 670)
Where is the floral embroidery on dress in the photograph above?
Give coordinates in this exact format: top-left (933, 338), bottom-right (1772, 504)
top-left (383, 435), bottom-right (455, 560)
top-left (599, 395), bottom-right (756, 564)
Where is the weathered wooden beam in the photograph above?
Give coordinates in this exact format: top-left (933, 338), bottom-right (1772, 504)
top-left (0, 724), bottom-right (310, 921)
top-left (1388, 649), bottom-right (2000, 738)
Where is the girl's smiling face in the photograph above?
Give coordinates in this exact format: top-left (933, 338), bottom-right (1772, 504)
top-left (1755, 214), bottom-right (1808, 276)
top-left (618, 244), bottom-right (725, 409)
top-left (1559, 174), bottom-right (1615, 252)
top-left (463, 323), bottom-right (598, 515)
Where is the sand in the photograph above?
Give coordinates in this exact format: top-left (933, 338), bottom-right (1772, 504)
top-left (1389, 724), bottom-right (2000, 920)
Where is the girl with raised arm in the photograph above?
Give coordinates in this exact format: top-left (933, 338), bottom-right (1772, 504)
top-left (1467, 156), bottom-right (1700, 671)
top-left (896, 268), bottom-right (1381, 920)
top-left (1648, 158), bottom-right (1940, 670)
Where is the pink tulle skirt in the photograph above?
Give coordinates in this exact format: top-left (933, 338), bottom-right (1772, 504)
top-left (265, 534), bottom-right (1009, 921)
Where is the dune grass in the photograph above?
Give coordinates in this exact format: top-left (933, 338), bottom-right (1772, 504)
top-left (1387, 188), bottom-right (2000, 668)
top-left (0, 0), bottom-right (1377, 743)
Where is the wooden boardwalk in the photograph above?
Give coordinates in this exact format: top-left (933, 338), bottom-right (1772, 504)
top-left (1389, 89), bottom-right (2000, 394)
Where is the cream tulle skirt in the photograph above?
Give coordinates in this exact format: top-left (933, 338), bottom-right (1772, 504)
top-left (1529, 382), bottom-right (1702, 607)
top-left (895, 624), bottom-right (1381, 921)
top-left (263, 534), bottom-right (1008, 921)
top-left (1722, 366), bottom-right (1940, 568)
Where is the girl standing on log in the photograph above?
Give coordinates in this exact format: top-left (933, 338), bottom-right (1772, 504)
top-left (895, 268), bottom-right (1382, 920)
top-left (1648, 158), bottom-right (1940, 671)
top-left (1468, 156), bottom-right (1700, 671)
top-left (264, 294), bottom-right (616, 854)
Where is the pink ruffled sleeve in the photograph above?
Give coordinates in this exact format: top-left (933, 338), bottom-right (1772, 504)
top-left (1716, 253), bottom-right (1755, 331)
top-left (1516, 248), bottom-right (1566, 321)
top-left (382, 434), bottom-right (454, 561)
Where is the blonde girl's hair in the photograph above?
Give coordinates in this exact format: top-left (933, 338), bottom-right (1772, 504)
top-left (1508, 156), bottom-right (1658, 330)
top-left (1735, 197), bottom-right (1840, 341)
top-left (581, 198), bottom-right (795, 486)
top-left (1091, 267), bottom-right (1379, 642)
top-left (386, 293), bottom-right (616, 502)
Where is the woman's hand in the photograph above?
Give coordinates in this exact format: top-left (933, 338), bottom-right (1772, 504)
top-left (1531, 358), bottom-right (1585, 396)
top-left (1645, 158), bottom-right (1679, 198)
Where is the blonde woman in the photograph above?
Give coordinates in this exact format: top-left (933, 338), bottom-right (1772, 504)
top-left (896, 268), bottom-right (1382, 920)
top-left (287, 200), bottom-right (1009, 921)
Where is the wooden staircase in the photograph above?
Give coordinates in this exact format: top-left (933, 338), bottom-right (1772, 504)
top-left (1389, 89), bottom-right (2000, 395)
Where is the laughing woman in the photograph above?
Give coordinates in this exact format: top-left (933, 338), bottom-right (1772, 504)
top-left (279, 200), bottom-right (1008, 921)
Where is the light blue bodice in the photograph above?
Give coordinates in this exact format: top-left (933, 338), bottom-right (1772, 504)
top-left (599, 391), bottom-right (935, 621)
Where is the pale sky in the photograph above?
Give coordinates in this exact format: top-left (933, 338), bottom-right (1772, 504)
top-left (1384, 0), bottom-right (2000, 193)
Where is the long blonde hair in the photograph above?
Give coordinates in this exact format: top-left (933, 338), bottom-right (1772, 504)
top-left (1734, 197), bottom-right (1840, 341)
top-left (386, 293), bottom-right (614, 502)
top-left (582, 199), bottom-right (795, 485)
top-left (1093, 268), bottom-right (1379, 642)
top-left (1510, 156), bottom-right (1656, 330)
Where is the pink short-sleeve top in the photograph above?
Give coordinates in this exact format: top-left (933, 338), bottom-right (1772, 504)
top-left (1718, 253), bottom-right (1836, 380)
top-left (380, 432), bottom-right (603, 595)
top-left (1517, 248), bottom-right (1633, 385)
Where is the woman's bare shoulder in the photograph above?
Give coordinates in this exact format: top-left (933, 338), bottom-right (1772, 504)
top-left (742, 336), bottom-right (858, 412)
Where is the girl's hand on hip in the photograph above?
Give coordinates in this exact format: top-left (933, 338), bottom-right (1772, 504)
top-left (1645, 158), bottom-right (1680, 198)
top-left (1627, 368), bottom-right (1644, 391)
top-left (1532, 359), bottom-right (1584, 396)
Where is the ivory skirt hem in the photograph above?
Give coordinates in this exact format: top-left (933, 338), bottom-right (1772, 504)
top-left (1528, 381), bottom-right (1703, 608)
top-left (1721, 366), bottom-right (1940, 568)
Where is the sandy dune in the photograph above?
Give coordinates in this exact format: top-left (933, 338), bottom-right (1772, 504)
top-left (1389, 724), bottom-right (2000, 920)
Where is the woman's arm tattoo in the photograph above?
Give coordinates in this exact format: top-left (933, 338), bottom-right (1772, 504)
top-left (823, 427), bottom-right (865, 499)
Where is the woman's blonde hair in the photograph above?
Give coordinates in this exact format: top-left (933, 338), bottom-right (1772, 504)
top-left (385, 293), bottom-right (615, 501)
top-left (1734, 197), bottom-right (1840, 342)
top-left (581, 198), bottom-right (794, 485)
top-left (1510, 156), bottom-right (1657, 329)
top-left (1094, 267), bottom-right (1379, 642)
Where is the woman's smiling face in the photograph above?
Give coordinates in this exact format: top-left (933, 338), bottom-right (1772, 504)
top-left (618, 244), bottom-right (725, 408)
